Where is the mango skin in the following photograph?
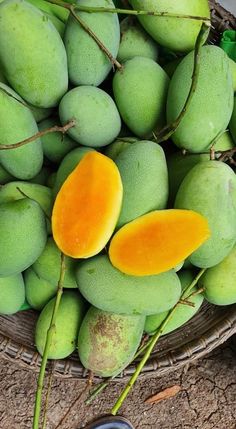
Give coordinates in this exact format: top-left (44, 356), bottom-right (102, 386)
top-left (24, 268), bottom-right (57, 310)
top-left (0, 0), bottom-right (68, 107)
top-left (145, 270), bottom-right (203, 335)
top-left (229, 96), bottom-right (236, 144)
top-left (175, 161), bottom-right (236, 268)
top-left (118, 17), bottom-right (158, 63)
top-left (115, 141), bottom-right (168, 227)
top-left (0, 83), bottom-right (43, 179)
top-left (32, 237), bottom-right (77, 288)
top-left (167, 46), bottom-right (234, 152)
top-left (199, 245), bottom-right (236, 306)
top-left (113, 57), bottom-right (169, 138)
top-left (39, 119), bottom-right (77, 164)
top-left (229, 58), bottom-right (236, 92)
top-left (77, 254), bottom-right (181, 315)
top-left (59, 86), bottom-right (121, 147)
top-left (0, 199), bottom-right (47, 277)
top-left (35, 291), bottom-right (85, 359)
top-left (104, 137), bottom-right (137, 161)
top-left (129, 0), bottom-right (210, 52)
top-left (0, 273), bottom-right (25, 315)
top-left (0, 164), bottom-right (15, 184)
top-left (53, 147), bottom-right (94, 196)
top-left (78, 307), bottom-right (145, 377)
top-left (64, 0), bottom-right (120, 86)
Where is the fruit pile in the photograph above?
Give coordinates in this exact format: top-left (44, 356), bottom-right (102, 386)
top-left (0, 0), bottom-right (236, 387)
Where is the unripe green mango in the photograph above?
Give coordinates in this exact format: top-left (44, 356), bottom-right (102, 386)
top-left (32, 237), bottom-right (77, 288)
top-left (53, 146), bottom-right (94, 196)
top-left (0, 199), bottom-right (47, 276)
top-left (0, 181), bottom-right (52, 219)
top-left (64, 0), bottom-right (120, 86)
top-left (0, 0), bottom-right (68, 107)
top-left (35, 291), bottom-right (85, 359)
top-left (24, 268), bottom-right (57, 310)
top-left (39, 119), bottom-right (77, 164)
top-left (199, 245), bottom-right (236, 305)
top-left (167, 46), bottom-right (234, 152)
top-left (0, 164), bottom-right (15, 184)
top-left (40, 10), bottom-right (65, 36)
top-left (0, 273), bottom-right (25, 315)
top-left (118, 17), bottom-right (158, 63)
top-left (78, 307), bottom-right (145, 377)
top-left (77, 254), bottom-right (181, 315)
top-left (104, 137), bottom-right (137, 161)
top-left (145, 270), bottom-right (203, 335)
top-left (167, 131), bottom-right (235, 205)
top-left (115, 141), bottom-right (168, 227)
top-left (26, 0), bottom-right (69, 23)
top-left (175, 161), bottom-right (236, 268)
top-left (113, 56), bottom-right (169, 138)
top-left (0, 83), bottom-right (43, 179)
top-left (59, 86), bottom-right (121, 147)
top-left (30, 105), bottom-right (54, 123)
top-left (229, 58), bottom-right (236, 92)
top-left (129, 0), bottom-right (210, 52)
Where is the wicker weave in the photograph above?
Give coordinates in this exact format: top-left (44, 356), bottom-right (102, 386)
top-left (0, 0), bottom-right (236, 380)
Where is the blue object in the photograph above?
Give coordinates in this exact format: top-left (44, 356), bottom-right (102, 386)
top-left (85, 416), bottom-right (134, 429)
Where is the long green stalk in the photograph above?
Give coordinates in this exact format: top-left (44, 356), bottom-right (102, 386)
top-left (33, 253), bottom-right (66, 429)
top-left (111, 268), bottom-right (206, 415)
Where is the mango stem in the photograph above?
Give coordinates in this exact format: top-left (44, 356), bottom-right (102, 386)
top-left (33, 253), bottom-right (66, 429)
top-left (110, 268), bottom-right (206, 416)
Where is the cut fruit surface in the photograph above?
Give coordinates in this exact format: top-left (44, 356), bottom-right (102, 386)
top-left (109, 209), bottom-right (210, 276)
top-left (52, 151), bottom-right (123, 258)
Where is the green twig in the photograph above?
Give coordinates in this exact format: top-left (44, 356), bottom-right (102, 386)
top-left (85, 379), bottom-right (112, 405)
top-left (154, 22), bottom-right (210, 144)
top-left (111, 268), bottom-right (206, 415)
top-left (33, 253), bottom-right (66, 429)
top-left (42, 362), bottom-right (55, 429)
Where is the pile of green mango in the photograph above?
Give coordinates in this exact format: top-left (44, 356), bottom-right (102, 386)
top-left (0, 0), bottom-right (236, 378)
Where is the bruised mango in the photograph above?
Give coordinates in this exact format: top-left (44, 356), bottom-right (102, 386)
top-left (76, 254), bottom-right (181, 315)
top-left (167, 46), bottom-right (234, 152)
top-left (0, 273), bottom-right (25, 315)
top-left (78, 307), bottom-right (145, 377)
top-left (115, 141), bottom-right (168, 227)
top-left (175, 161), bottom-right (236, 268)
top-left (35, 291), bottom-right (85, 359)
top-left (129, 0), bottom-right (210, 52)
top-left (0, 0), bottom-right (68, 107)
top-left (64, 0), bottom-right (120, 86)
top-left (0, 199), bottom-right (47, 277)
top-left (0, 83), bottom-right (43, 179)
top-left (113, 56), bottom-right (169, 137)
top-left (59, 86), bottom-right (121, 147)
top-left (24, 268), bottom-right (58, 310)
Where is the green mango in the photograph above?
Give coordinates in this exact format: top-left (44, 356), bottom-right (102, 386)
top-left (0, 273), bottom-right (25, 315)
top-left (200, 245), bottom-right (236, 305)
top-left (115, 141), bottom-right (168, 227)
top-left (167, 131), bottom-right (235, 205)
top-left (26, 0), bottom-right (69, 22)
top-left (77, 254), bottom-right (181, 315)
top-left (229, 58), bottom-right (236, 92)
top-left (78, 307), bottom-right (145, 377)
top-left (32, 237), bottom-right (78, 288)
top-left (59, 86), bottom-right (121, 147)
top-left (0, 83), bottom-right (43, 179)
top-left (175, 161), bottom-right (236, 268)
top-left (29, 166), bottom-right (52, 186)
top-left (129, 0), bottom-right (210, 52)
top-left (24, 268), bottom-right (57, 310)
top-left (229, 96), bottom-right (236, 144)
top-left (113, 56), bottom-right (169, 137)
top-left (0, 164), bottom-right (15, 184)
top-left (0, 199), bottom-right (47, 276)
top-left (53, 146), bottom-right (94, 196)
top-left (35, 291), bottom-right (85, 359)
top-left (0, 181), bottom-right (52, 219)
top-left (41, 10), bottom-right (65, 36)
top-left (39, 118), bottom-right (77, 164)
top-left (145, 270), bottom-right (203, 335)
top-left (64, 0), bottom-right (120, 86)
top-left (117, 17), bottom-right (158, 63)
top-left (30, 105), bottom-right (54, 123)
top-left (0, 0), bottom-right (68, 107)
top-left (104, 137), bottom-right (137, 161)
top-left (167, 46), bottom-right (234, 152)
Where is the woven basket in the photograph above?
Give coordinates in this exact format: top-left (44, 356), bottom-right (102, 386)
top-left (0, 0), bottom-right (236, 380)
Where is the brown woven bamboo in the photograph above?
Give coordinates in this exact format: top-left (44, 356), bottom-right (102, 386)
top-left (0, 0), bottom-right (236, 380)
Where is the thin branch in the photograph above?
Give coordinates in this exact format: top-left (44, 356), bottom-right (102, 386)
top-left (179, 299), bottom-right (195, 308)
top-left (154, 22), bottom-right (210, 143)
top-left (0, 120), bottom-right (75, 150)
top-left (33, 253), bottom-right (66, 429)
top-left (42, 362), bottom-right (55, 429)
top-left (218, 146), bottom-right (236, 162)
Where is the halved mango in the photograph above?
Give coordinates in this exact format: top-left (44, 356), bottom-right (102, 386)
top-left (109, 209), bottom-right (210, 276)
top-left (52, 152), bottom-right (123, 258)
